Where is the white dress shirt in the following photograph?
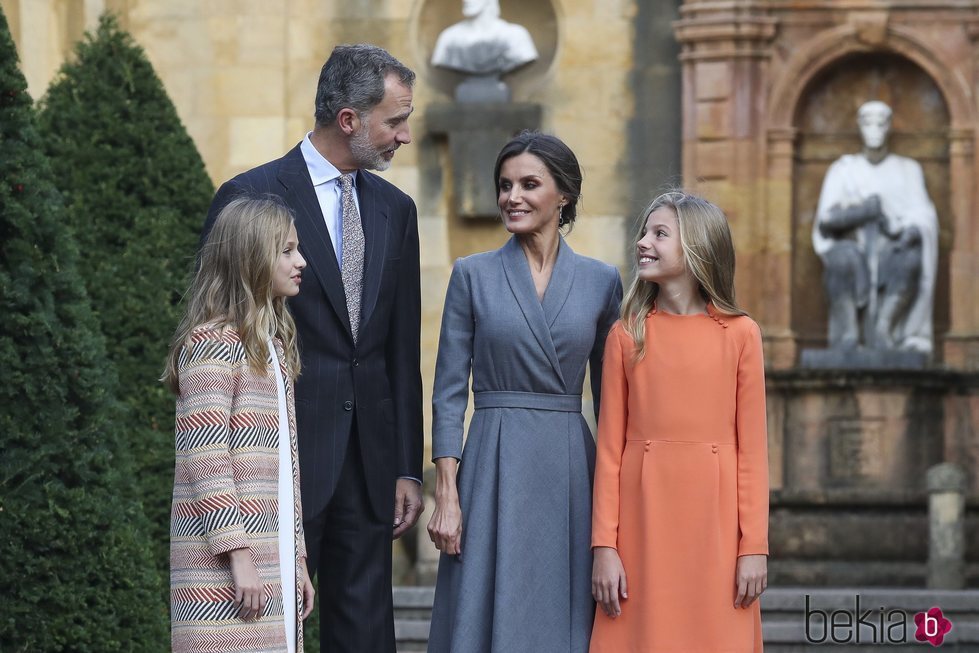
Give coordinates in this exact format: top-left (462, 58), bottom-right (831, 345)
top-left (300, 132), bottom-right (359, 263)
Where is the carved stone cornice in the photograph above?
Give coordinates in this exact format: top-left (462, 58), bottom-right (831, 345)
top-left (948, 127), bottom-right (975, 156)
top-left (767, 127), bottom-right (798, 143)
top-left (948, 127), bottom-right (975, 141)
top-left (674, 2), bottom-right (778, 59)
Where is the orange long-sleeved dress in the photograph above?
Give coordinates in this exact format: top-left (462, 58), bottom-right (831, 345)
top-left (590, 304), bottom-right (769, 653)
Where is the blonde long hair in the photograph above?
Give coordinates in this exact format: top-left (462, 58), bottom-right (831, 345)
top-left (162, 196), bottom-right (301, 393)
top-left (621, 190), bottom-right (745, 360)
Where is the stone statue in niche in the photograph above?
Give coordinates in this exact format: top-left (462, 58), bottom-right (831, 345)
top-left (811, 100), bottom-right (938, 358)
top-left (431, 0), bottom-right (538, 102)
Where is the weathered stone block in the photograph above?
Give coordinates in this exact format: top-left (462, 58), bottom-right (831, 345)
top-left (426, 102), bottom-right (541, 218)
top-left (228, 116), bottom-right (286, 167)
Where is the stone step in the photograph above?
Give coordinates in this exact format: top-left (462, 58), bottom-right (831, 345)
top-left (394, 586), bottom-right (979, 652)
top-left (394, 586), bottom-right (436, 651)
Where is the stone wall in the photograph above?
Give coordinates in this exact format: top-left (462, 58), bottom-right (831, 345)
top-left (765, 370), bottom-right (979, 586)
top-left (7, 0), bottom-right (688, 579)
top-left (20, 0), bottom-right (975, 588)
top-left (3, 0), bottom-right (685, 456)
top-left (675, 0), bottom-right (979, 370)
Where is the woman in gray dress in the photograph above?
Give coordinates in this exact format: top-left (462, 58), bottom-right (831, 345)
top-left (426, 132), bottom-right (622, 652)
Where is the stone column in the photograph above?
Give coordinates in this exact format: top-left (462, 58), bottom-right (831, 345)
top-left (764, 127), bottom-right (799, 368)
top-left (943, 127), bottom-right (979, 369)
top-left (926, 462), bottom-right (966, 589)
top-left (628, 0), bottom-right (682, 217)
top-left (673, 2), bottom-right (780, 363)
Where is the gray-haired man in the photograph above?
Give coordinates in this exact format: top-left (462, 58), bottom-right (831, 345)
top-left (203, 44), bottom-right (424, 652)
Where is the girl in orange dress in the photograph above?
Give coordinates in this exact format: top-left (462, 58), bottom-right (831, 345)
top-left (589, 191), bottom-right (769, 653)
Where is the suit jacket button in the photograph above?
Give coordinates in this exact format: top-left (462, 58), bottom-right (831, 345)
top-left (343, 400), bottom-right (353, 411)
top-left (352, 358), bottom-right (359, 367)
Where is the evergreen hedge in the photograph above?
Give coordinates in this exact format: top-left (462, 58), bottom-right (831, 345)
top-left (37, 14), bottom-right (214, 576)
top-left (0, 8), bottom-right (168, 651)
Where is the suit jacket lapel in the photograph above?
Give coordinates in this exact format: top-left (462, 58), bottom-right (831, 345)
top-left (500, 236), bottom-right (566, 388)
top-left (276, 146), bottom-right (352, 339)
top-left (541, 238), bottom-right (576, 328)
top-left (357, 171), bottom-right (388, 332)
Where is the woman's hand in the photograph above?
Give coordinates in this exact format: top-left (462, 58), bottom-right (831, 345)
top-left (734, 554), bottom-right (767, 609)
top-left (229, 548), bottom-right (266, 620)
top-left (427, 495), bottom-right (463, 555)
top-left (592, 546), bottom-right (628, 618)
top-left (427, 457), bottom-right (463, 556)
top-left (300, 557), bottom-right (315, 620)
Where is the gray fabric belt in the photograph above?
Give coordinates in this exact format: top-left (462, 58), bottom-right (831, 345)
top-left (473, 391), bottom-right (582, 412)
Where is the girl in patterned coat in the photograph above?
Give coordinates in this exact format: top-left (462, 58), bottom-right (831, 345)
top-left (163, 196), bottom-right (314, 653)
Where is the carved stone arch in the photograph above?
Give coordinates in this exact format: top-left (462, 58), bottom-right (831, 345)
top-left (764, 23), bottom-right (975, 363)
top-left (768, 25), bottom-right (975, 132)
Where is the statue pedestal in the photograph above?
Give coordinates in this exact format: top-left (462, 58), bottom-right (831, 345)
top-left (800, 347), bottom-right (929, 369)
top-left (426, 102), bottom-right (541, 218)
top-left (766, 368), bottom-right (979, 585)
top-left (454, 75), bottom-right (510, 103)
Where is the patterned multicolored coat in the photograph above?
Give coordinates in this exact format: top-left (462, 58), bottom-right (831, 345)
top-left (170, 325), bottom-right (307, 653)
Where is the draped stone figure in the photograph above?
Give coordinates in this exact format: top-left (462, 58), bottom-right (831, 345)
top-left (812, 100), bottom-right (938, 355)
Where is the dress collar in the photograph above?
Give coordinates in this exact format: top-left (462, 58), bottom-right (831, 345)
top-left (649, 300), bottom-right (727, 327)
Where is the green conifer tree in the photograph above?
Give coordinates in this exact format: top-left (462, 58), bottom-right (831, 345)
top-left (37, 14), bottom-right (214, 574)
top-left (0, 8), bottom-right (168, 651)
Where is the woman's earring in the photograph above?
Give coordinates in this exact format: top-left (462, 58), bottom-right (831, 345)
top-left (558, 205), bottom-right (565, 227)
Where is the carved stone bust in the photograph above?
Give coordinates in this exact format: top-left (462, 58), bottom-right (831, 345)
top-left (431, 0), bottom-right (538, 75)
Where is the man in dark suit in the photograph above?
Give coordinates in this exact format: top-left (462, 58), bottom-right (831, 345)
top-left (203, 44), bottom-right (423, 653)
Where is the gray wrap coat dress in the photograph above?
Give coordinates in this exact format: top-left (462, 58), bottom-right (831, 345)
top-left (427, 236), bottom-right (622, 653)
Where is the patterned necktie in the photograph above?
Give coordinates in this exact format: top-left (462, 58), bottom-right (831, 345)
top-left (339, 173), bottom-right (365, 343)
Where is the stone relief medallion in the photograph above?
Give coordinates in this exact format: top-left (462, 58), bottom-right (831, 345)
top-left (828, 417), bottom-right (886, 483)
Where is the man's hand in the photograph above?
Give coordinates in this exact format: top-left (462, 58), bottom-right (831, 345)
top-left (393, 478), bottom-right (424, 539)
top-left (299, 557), bottom-right (315, 620)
